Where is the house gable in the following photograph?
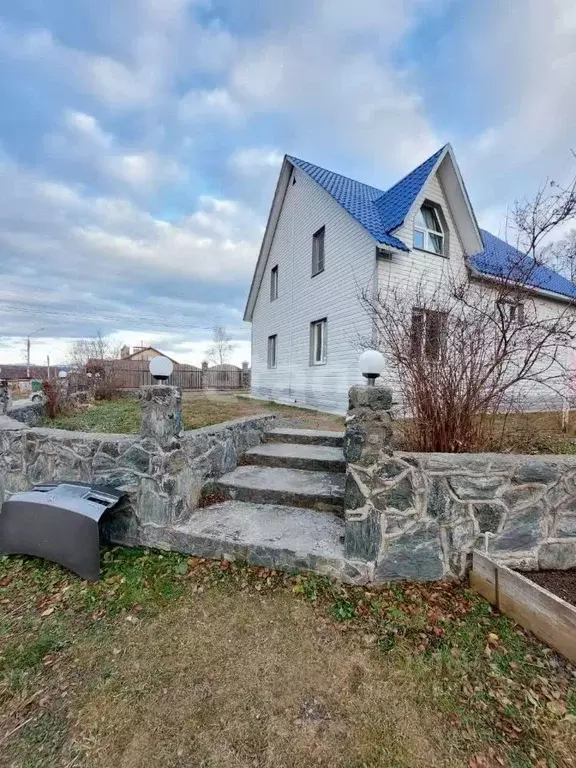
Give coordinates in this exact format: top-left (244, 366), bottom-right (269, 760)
top-left (390, 145), bottom-right (483, 257)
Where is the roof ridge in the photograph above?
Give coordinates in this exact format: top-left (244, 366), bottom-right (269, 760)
top-left (375, 144), bottom-right (448, 202)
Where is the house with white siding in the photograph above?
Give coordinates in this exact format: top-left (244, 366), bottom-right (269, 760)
top-left (244, 145), bottom-right (576, 414)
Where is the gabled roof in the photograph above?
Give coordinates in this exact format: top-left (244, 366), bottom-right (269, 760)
top-left (287, 146), bottom-right (446, 250)
top-left (472, 230), bottom-right (576, 300)
top-left (244, 147), bottom-right (576, 321)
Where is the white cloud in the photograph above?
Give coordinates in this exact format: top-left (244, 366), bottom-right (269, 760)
top-left (229, 147), bottom-right (283, 176)
top-left (178, 87), bottom-right (244, 122)
top-left (46, 110), bottom-right (183, 190)
top-left (462, 0), bottom-right (576, 197)
top-left (220, 1), bottom-right (444, 175)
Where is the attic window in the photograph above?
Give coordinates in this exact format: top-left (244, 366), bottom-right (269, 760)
top-left (414, 204), bottom-right (444, 255)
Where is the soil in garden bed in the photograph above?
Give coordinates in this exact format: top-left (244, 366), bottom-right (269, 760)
top-left (522, 569), bottom-right (576, 607)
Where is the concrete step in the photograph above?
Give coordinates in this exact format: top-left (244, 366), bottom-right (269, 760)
top-left (265, 427), bottom-right (344, 448)
top-left (212, 465), bottom-right (345, 514)
top-left (140, 501), bottom-right (369, 584)
top-left (244, 442), bottom-right (345, 473)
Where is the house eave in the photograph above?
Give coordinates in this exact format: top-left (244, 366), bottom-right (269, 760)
top-left (243, 157), bottom-right (293, 322)
top-left (468, 263), bottom-right (576, 305)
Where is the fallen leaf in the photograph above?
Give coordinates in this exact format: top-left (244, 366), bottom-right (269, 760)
top-left (40, 607), bottom-right (55, 617)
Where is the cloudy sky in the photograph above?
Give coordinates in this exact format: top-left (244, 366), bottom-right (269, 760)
top-left (0, 0), bottom-right (575, 366)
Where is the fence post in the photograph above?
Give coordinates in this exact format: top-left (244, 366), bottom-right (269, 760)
top-left (201, 361), bottom-right (208, 389)
top-left (241, 361), bottom-right (250, 389)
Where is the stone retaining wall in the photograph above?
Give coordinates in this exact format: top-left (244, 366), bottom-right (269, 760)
top-left (0, 386), bottom-right (275, 547)
top-left (344, 386), bottom-right (576, 581)
top-left (6, 399), bottom-right (46, 427)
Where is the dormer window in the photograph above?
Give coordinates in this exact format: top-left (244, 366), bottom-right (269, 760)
top-left (414, 204), bottom-right (444, 255)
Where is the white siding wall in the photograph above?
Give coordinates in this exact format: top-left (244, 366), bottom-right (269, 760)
top-left (379, 168), bottom-right (576, 411)
top-left (250, 167), bottom-right (377, 414)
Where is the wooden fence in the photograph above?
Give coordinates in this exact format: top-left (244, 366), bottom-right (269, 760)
top-left (91, 361), bottom-right (248, 391)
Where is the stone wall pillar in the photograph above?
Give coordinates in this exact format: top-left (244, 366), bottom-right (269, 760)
top-left (201, 361), bottom-right (209, 389)
top-left (140, 385), bottom-right (183, 449)
top-left (343, 386), bottom-right (394, 561)
top-left (241, 361), bottom-right (250, 389)
top-left (0, 379), bottom-right (11, 415)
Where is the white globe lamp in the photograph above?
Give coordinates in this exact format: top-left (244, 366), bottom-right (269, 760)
top-left (149, 356), bottom-right (173, 382)
top-left (359, 350), bottom-right (385, 386)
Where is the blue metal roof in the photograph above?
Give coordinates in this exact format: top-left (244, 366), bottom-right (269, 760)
top-left (288, 146), bottom-right (446, 250)
top-left (473, 230), bottom-right (576, 300)
top-left (287, 150), bottom-right (576, 301)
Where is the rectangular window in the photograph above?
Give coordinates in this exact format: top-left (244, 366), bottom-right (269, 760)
top-left (411, 308), bottom-right (447, 361)
top-left (310, 319), bottom-right (327, 365)
top-left (312, 226), bottom-right (325, 275)
top-left (414, 203), bottom-right (445, 255)
top-left (497, 300), bottom-right (524, 325)
top-left (270, 265), bottom-right (278, 301)
top-left (267, 335), bottom-right (277, 368)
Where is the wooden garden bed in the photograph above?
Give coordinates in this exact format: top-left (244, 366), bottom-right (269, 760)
top-left (471, 551), bottom-right (576, 664)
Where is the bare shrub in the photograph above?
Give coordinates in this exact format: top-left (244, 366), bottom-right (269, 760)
top-left (361, 164), bottom-right (576, 453)
top-left (93, 375), bottom-right (121, 401)
top-left (42, 380), bottom-right (63, 420)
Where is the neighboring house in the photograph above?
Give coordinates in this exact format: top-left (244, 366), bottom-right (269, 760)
top-left (244, 144), bottom-right (576, 414)
top-left (120, 346), bottom-right (179, 363)
top-left (86, 348), bottom-right (201, 389)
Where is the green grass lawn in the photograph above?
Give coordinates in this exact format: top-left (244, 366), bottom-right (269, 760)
top-left (1, 550), bottom-right (575, 767)
top-left (42, 395), bottom-right (345, 434)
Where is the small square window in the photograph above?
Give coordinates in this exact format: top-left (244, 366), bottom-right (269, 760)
top-left (270, 265), bottom-right (278, 301)
top-left (312, 227), bottom-right (325, 275)
top-left (310, 319), bottom-right (327, 365)
top-left (267, 335), bottom-right (277, 368)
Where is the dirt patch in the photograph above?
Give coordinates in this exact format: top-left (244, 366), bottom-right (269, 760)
top-left (523, 569), bottom-right (576, 607)
top-left (73, 591), bottom-right (453, 768)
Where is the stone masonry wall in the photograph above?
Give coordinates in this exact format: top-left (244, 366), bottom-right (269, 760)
top-left (344, 385), bottom-right (576, 581)
top-left (0, 386), bottom-right (275, 547)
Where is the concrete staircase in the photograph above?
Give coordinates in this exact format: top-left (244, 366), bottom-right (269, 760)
top-left (143, 427), bottom-right (371, 584)
top-left (212, 428), bottom-right (346, 514)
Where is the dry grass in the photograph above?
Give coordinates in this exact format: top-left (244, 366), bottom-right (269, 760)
top-left (2, 551), bottom-right (576, 768)
top-left (395, 410), bottom-right (576, 455)
top-left (42, 394), bottom-right (344, 434)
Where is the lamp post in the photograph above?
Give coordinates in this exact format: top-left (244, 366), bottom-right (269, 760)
top-left (359, 349), bottom-right (385, 386)
top-left (149, 356), bottom-right (174, 382)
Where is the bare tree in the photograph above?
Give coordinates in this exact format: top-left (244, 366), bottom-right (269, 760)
top-left (204, 325), bottom-right (236, 366)
top-left (543, 229), bottom-right (576, 283)
top-left (360, 164), bottom-right (576, 453)
top-left (68, 332), bottom-right (121, 370)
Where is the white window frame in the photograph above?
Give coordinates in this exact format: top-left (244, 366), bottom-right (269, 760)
top-left (267, 334), bottom-right (277, 369)
top-left (414, 203), bottom-right (445, 255)
top-left (270, 265), bottom-right (278, 301)
top-left (312, 226), bottom-right (325, 276)
top-left (310, 318), bottom-right (327, 365)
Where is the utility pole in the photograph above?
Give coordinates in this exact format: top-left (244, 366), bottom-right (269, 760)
top-left (25, 328), bottom-right (45, 378)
